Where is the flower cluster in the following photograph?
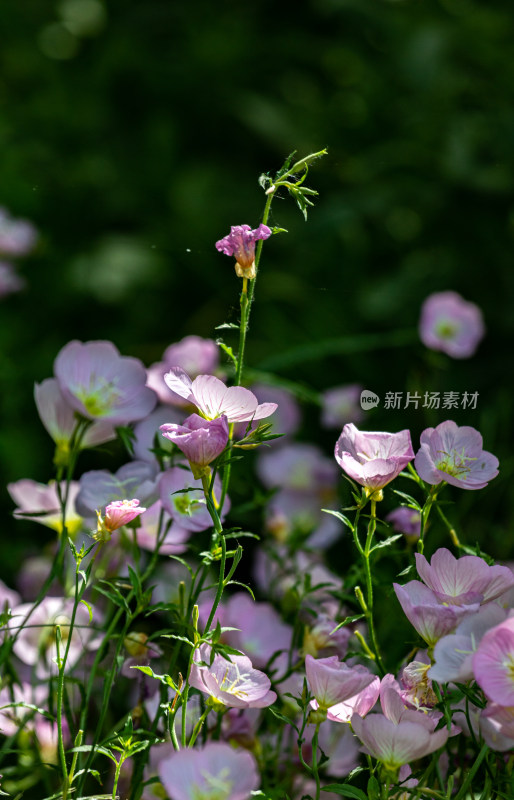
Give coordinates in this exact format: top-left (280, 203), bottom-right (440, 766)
top-left (2, 167), bottom-right (509, 800)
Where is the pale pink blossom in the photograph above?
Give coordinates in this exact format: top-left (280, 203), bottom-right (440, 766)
top-left (163, 368), bottom-right (277, 423)
top-left (76, 461), bottom-right (158, 520)
top-left (158, 742), bottom-right (259, 800)
top-left (190, 645), bottom-right (276, 709)
top-left (321, 384), bottom-right (364, 429)
top-left (480, 704), bottom-right (514, 751)
top-left (10, 597), bottom-right (95, 678)
top-left (415, 548), bottom-right (514, 606)
top-left (352, 676), bottom-right (453, 770)
top-left (429, 604), bottom-right (507, 684)
top-left (147, 336), bottom-right (219, 405)
top-left (326, 676), bottom-right (380, 723)
top-left (335, 424), bottom-right (414, 492)
top-left (54, 340), bottom-right (157, 425)
top-left (419, 291), bottom-right (485, 358)
top-left (393, 580), bottom-right (477, 646)
top-left (0, 261), bottom-right (25, 297)
top-left (473, 615), bottom-right (514, 706)
top-left (134, 501), bottom-right (191, 555)
top-left (386, 507), bottom-right (421, 539)
top-left (305, 654), bottom-right (376, 710)
top-left (132, 406), bottom-right (182, 464)
top-left (159, 468), bottom-right (229, 532)
top-left (35, 378), bottom-right (117, 451)
top-left (8, 479), bottom-right (82, 535)
top-left (415, 420), bottom-right (499, 490)
top-left (221, 593), bottom-right (293, 668)
top-left (0, 208), bottom-right (37, 256)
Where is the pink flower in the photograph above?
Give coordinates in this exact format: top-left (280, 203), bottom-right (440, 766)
top-left (134, 501), bottom-right (191, 555)
top-left (351, 676), bottom-right (452, 770)
top-left (132, 406), bottom-right (182, 464)
top-left (160, 413), bottom-right (229, 477)
top-left (0, 261), bottom-right (25, 298)
top-left (163, 368), bottom-right (277, 423)
top-left (305, 654), bottom-right (376, 710)
top-left (220, 592), bottom-right (293, 668)
top-left (415, 420), bottom-right (499, 490)
top-left (352, 709), bottom-right (449, 771)
top-left (480, 703), bottom-right (514, 751)
top-left (76, 461), bottom-right (157, 521)
top-left (10, 596), bottom-right (95, 678)
top-left (429, 604), bottom-right (507, 684)
top-left (54, 340), bottom-right (157, 425)
top-left (321, 385), bottom-right (364, 429)
top-left (158, 742), bottom-right (259, 800)
top-left (215, 223), bottom-right (272, 279)
top-left (189, 645), bottom-right (276, 709)
top-left (473, 615), bottom-right (514, 706)
top-left (334, 424), bottom-right (415, 493)
top-left (249, 383), bottom-right (301, 437)
top-left (393, 580), bottom-right (477, 646)
top-left (419, 291), bottom-right (485, 358)
top-left (415, 548), bottom-right (514, 606)
top-left (386, 507), bottom-right (421, 539)
top-left (159, 468), bottom-right (229, 531)
top-left (103, 499), bottom-right (146, 531)
top-left (35, 378), bottom-right (117, 452)
top-left (326, 676), bottom-right (380, 723)
top-left (0, 208), bottom-right (37, 257)
top-left (7, 479), bottom-right (82, 535)
top-left (147, 336), bottom-right (220, 405)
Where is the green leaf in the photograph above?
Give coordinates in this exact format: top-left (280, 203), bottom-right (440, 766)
top-left (321, 785), bottom-right (368, 799)
top-left (267, 707), bottom-right (298, 730)
top-left (215, 323), bottom-right (239, 330)
top-left (367, 776), bottom-right (380, 800)
top-left (218, 341), bottom-right (237, 365)
top-left (288, 148), bottom-right (328, 174)
top-left (223, 580), bottom-right (255, 600)
top-left (370, 534), bottom-right (403, 552)
top-left (95, 584), bottom-right (130, 613)
top-left (70, 744), bottom-right (118, 764)
top-left (0, 702), bottom-right (54, 721)
top-left (392, 490), bottom-right (422, 511)
top-left (330, 614), bottom-right (365, 634)
top-left (128, 565), bottom-right (142, 599)
top-left (115, 425), bottom-right (136, 457)
top-left (322, 509), bottom-right (354, 531)
top-left (79, 599), bottom-right (93, 624)
top-left (160, 634), bottom-right (194, 648)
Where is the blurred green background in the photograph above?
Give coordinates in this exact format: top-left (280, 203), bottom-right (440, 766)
top-left (2, 0), bottom-right (513, 574)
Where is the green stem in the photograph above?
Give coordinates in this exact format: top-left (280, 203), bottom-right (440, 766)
top-left (436, 504), bottom-right (461, 548)
top-left (188, 707), bottom-right (210, 748)
top-left (67, 729), bottom-right (83, 788)
top-left (202, 534), bottom-right (227, 635)
top-left (453, 742), bottom-right (489, 800)
top-left (361, 500), bottom-right (385, 674)
top-left (417, 485), bottom-right (440, 554)
top-left (312, 722), bottom-right (322, 800)
top-left (112, 755), bottom-right (124, 800)
top-left (55, 629), bottom-right (69, 800)
top-left (78, 518), bottom-right (168, 795)
top-left (218, 189), bottom-right (275, 514)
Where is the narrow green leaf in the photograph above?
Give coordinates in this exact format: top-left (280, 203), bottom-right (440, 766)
top-left (322, 509), bottom-right (354, 531)
top-left (321, 785), bottom-right (368, 799)
top-left (370, 534), bottom-right (403, 552)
